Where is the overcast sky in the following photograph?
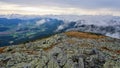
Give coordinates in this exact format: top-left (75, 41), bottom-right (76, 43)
top-left (0, 0), bottom-right (120, 16)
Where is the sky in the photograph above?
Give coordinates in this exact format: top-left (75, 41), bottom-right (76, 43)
top-left (0, 0), bottom-right (120, 16)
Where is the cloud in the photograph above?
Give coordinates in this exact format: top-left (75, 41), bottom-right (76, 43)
top-left (1, 0), bottom-right (120, 9)
top-left (36, 19), bottom-right (46, 26)
top-left (0, 0), bottom-right (120, 16)
top-left (56, 20), bottom-right (69, 31)
top-left (106, 32), bottom-right (120, 39)
top-left (57, 25), bottom-right (64, 31)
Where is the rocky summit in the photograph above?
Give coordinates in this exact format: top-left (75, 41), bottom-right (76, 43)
top-left (0, 31), bottom-right (120, 68)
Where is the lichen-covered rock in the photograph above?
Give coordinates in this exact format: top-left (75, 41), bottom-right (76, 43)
top-left (0, 31), bottom-right (120, 68)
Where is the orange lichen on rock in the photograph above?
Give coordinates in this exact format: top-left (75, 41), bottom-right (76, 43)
top-left (65, 31), bottom-right (106, 39)
top-left (0, 47), bottom-right (6, 54)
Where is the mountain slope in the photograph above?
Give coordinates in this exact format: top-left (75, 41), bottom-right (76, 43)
top-left (0, 15), bottom-right (120, 46)
top-left (0, 18), bottom-right (63, 46)
top-left (0, 31), bottom-right (120, 68)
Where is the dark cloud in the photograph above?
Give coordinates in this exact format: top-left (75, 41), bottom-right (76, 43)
top-left (1, 0), bottom-right (120, 9)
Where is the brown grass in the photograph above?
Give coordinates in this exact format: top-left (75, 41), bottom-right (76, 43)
top-left (0, 47), bottom-right (6, 54)
top-left (79, 43), bottom-right (94, 48)
top-left (115, 50), bottom-right (120, 54)
top-left (101, 46), bottom-right (120, 55)
top-left (65, 31), bottom-right (106, 39)
top-left (100, 39), bottom-right (118, 42)
top-left (43, 43), bottom-right (60, 51)
top-left (66, 40), bottom-right (76, 44)
top-left (101, 47), bottom-right (112, 51)
top-left (22, 50), bottom-right (38, 55)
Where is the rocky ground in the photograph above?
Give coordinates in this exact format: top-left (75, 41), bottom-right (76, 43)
top-left (0, 31), bottom-right (120, 68)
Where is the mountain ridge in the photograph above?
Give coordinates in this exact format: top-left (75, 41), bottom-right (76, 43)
top-left (0, 31), bottom-right (120, 68)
